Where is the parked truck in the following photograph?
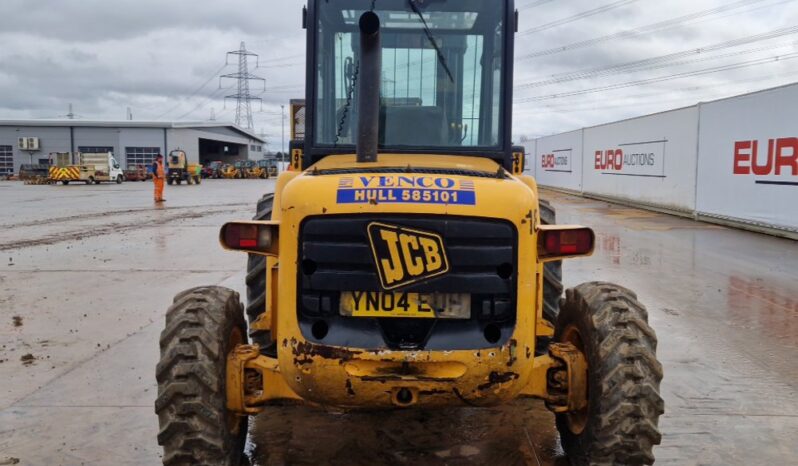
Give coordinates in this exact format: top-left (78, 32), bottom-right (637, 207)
top-left (48, 152), bottom-right (124, 185)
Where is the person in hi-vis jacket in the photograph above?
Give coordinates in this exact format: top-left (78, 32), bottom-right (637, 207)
top-left (152, 154), bottom-right (165, 203)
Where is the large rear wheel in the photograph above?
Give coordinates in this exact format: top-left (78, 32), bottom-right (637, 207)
top-left (155, 286), bottom-right (248, 466)
top-left (245, 193), bottom-right (275, 349)
top-left (555, 282), bottom-right (664, 465)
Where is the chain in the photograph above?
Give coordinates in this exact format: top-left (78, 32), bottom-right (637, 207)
top-left (334, 0), bottom-right (376, 145)
top-left (335, 59), bottom-right (359, 145)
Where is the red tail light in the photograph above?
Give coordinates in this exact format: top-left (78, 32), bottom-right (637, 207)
top-left (220, 222), bottom-right (276, 254)
top-left (538, 227), bottom-right (594, 260)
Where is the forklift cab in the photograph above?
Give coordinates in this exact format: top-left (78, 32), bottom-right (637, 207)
top-left (303, 0), bottom-right (516, 169)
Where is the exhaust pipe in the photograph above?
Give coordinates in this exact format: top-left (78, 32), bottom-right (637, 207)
top-left (357, 11), bottom-right (381, 163)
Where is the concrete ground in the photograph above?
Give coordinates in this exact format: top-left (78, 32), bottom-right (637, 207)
top-left (0, 180), bottom-right (796, 465)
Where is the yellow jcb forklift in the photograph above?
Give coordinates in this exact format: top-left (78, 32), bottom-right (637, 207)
top-left (155, 2), bottom-right (663, 465)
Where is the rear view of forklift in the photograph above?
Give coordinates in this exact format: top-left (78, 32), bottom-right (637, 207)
top-left (155, 1), bottom-right (663, 465)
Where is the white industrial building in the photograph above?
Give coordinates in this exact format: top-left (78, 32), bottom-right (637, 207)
top-left (0, 120), bottom-right (266, 175)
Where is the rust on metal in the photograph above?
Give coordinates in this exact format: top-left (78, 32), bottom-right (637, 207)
top-left (290, 338), bottom-right (363, 366)
top-left (477, 371), bottom-right (520, 391)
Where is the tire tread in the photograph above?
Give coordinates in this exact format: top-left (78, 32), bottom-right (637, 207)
top-left (155, 286), bottom-right (247, 466)
top-left (556, 281), bottom-right (664, 465)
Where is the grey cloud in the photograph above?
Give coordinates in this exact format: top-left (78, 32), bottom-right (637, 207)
top-left (0, 0), bottom-right (795, 143)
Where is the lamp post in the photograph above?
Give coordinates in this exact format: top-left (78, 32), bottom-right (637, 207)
top-left (281, 104), bottom-right (285, 158)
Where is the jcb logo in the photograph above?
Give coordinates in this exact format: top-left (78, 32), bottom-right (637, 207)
top-left (367, 223), bottom-right (449, 290)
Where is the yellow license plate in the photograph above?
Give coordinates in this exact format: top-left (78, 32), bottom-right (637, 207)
top-left (340, 291), bottom-right (470, 319)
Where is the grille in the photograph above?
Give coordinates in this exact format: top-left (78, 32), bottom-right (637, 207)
top-left (298, 215), bottom-right (517, 350)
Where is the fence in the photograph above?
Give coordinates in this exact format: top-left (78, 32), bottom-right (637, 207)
top-left (527, 83), bottom-right (798, 239)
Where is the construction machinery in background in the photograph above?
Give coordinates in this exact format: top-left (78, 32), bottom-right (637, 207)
top-left (166, 150), bottom-right (202, 185)
top-left (123, 165), bottom-right (149, 182)
top-left (232, 160), bottom-right (256, 179)
top-left (48, 152), bottom-right (124, 185)
top-left (259, 157), bottom-right (279, 178)
top-left (245, 160), bottom-right (266, 179)
top-left (203, 161), bottom-right (224, 179)
top-left (221, 163), bottom-right (239, 179)
top-left (156, 2), bottom-right (663, 465)
top-left (19, 164), bottom-right (49, 184)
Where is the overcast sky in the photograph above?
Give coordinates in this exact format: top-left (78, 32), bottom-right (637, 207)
top-left (0, 0), bottom-right (796, 149)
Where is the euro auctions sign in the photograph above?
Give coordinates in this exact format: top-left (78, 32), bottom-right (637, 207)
top-left (541, 149), bottom-right (572, 172)
top-left (733, 138), bottom-right (798, 184)
top-left (594, 140), bottom-right (666, 177)
top-left (696, 83), bottom-right (798, 232)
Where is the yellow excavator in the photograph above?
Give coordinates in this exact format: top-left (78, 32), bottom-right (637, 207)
top-left (155, 2), bottom-right (663, 465)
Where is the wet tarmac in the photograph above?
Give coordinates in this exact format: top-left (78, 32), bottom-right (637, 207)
top-left (0, 181), bottom-right (796, 465)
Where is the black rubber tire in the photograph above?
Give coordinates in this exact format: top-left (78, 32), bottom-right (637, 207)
top-left (554, 282), bottom-right (664, 466)
top-left (116, 175), bottom-right (123, 184)
top-left (245, 193), bottom-right (275, 348)
top-left (62, 180), bottom-right (69, 185)
top-left (537, 199), bottom-right (564, 353)
top-left (155, 286), bottom-right (248, 466)
top-left (167, 178), bottom-right (174, 186)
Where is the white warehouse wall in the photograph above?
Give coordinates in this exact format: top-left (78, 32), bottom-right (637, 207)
top-left (696, 84), bottom-right (798, 233)
top-left (581, 106), bottom-right (699, 213)
top-left (530, 82), bottom-right (798, 238)
top-left (533, 129), bottom-right (583, 193)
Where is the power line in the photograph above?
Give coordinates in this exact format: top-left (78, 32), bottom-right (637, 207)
top-left (153, 62), bottom-right (229, 120)
top-left (519, 0), bottom-right (639, 36)
top-left (516, 86), bottom-right (705, 113)
top-left (174, 85), bottom-right (232, 120)
top-left (515, 52), bottom-right (798, 103)
top-left (515, 64), bottom-right (798, 116)
top-left (260, 62), bottom-right (303, 68)
top-left (515, 26), bottom-right (798, 90)
top-left (516, 0), bottom-right (785, 60)
top-left (518, 0), bottom-right (556, 9)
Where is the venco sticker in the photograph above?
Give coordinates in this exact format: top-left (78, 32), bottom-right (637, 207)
top-left (594, 140), bottom-right (667, 178)
top-left (336, 175), bottom-right (476, 205)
